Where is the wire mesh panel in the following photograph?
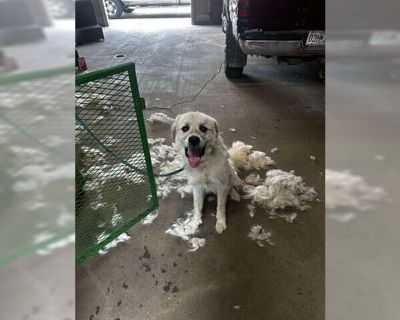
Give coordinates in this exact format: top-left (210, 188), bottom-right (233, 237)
top-left (0, 67), bottom-right (75, 266)
top-left (75, 63), bottom-right (158, 265)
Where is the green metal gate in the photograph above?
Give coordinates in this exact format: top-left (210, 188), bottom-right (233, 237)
top-left (75, 63), bottom-right (158, 265)
top-left (0, 66), bottom-right (74, 267)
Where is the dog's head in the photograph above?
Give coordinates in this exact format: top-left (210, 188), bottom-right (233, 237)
top-left (172, 112), bottom-right (219, 169)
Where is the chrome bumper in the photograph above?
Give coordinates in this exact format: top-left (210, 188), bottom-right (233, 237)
top-left (239, 40), bottom-right (324, 57)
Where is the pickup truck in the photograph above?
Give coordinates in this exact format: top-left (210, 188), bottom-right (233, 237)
top-left (222, 0), bottom-right (325, 78)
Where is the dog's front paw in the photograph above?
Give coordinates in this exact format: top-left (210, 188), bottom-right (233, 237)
top-left (215, 220), bottom-right (227, 234)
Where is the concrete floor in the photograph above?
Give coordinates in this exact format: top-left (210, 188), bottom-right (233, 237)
top-left (77, 18), bottom-right (324, 320)
top-left (326, 60), bottom-right (400, 320)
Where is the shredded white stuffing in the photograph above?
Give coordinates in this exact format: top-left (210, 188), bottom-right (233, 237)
top-left (111, 205), bottom-right (123, 227)
top-left (75, 92), bottom-right (113, 110)
top-left (244, 169), bottom-right (317, 211)
top-left (98, 233), bottom-right (131, 255)
top-left (34, 232), bottom-right (54, 244)
top-left (56, 209), bottom-right (74, 227)
top-left (8, 146), bottom-right (47, 161)
top-left (245, 173), bottom-right (262, 186)
top-left (102, 136), bottom-right (120, 147)
top-left (165, 211), bottom-right (206, 252)
top-left (28, 201), bottom-right (47, 211)
top-left (270, 147), bottom-right (278, 153)
top-left (269, 211), bottom-right (298, 223)
top-left (149, 139), bottom-right (188, 199)
top-left (247, 203), bottom-right (256, 218)
top-left (228, 141), bottom-right (252, 170)
top-left (374, 154), bottom-right (385, 161)
top-left (81, 146), bottom-right (106, 162)
top-left (310, 155), bottom-right (317, 161)
top-left (42, 136), bottom-right (68, 147)
top-left (37, 234), bottom-right (75, 255)
top-left (148, 137), bottom-right (166, 145)
top-left (326, 169), bottom-right (385, 214)
top-left (229, 128), bottom-right (236, 132)
top-left (233, 305), bottom-right (241, 311)
top-left (165, 211), bottom-right (198, 240)
top-left (147, 112), bottom-right (174, 125)
top-left (83, 160), bottom-right (146, 191)
top-left (248, 225), bottom-right (275, 247)
top-left (328, 212), bottom-right (356, 223)
top-left (248, 151), bottom-right (274, 170)
top-left (142, 210), bottom-right (159, 225)
top-left (188, 238), bottom-right (207, 252)
top-left (228, 141), bottom-right (274, 171)
top-left (10, 163), bottom-right (75, 192)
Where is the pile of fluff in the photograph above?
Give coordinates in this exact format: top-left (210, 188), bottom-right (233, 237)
top-left (165, 210), bottom-right (206, 252)
top-left (147, 113), bottom-right (174, 125)
top-left (244, 169), bottom-right (318, 211)
top-left (325, 169), bottom-right (385, 212)
top-left (148, 138), bottom-right (190, 198)
top-left (248, 225), bottom-right (275, 247)
top-left (228, 141), bottom-right (274, 171)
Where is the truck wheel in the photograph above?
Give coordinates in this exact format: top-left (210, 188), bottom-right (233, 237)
top-left (225, 21), bottom-right (247, 78)
top-left (105, 0), bottom-right (123, 19)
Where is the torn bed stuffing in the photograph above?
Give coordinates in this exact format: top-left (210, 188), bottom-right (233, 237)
top-left (98, 232), bottom-right (131, 255)
top-left (248, 225), bottom-right (275, 247)
top-left (244, 173), bottom-right (262, 186)
top-left (165, 211), bottom-right (206, 252)
top-left (243, 169), bottom-right (318, 212)
top-left (149, 139), bottom-right (188, 198)
top-left (146, 136), bottom-right (319, 249)
top-left (142, 210), bottom-right (159, 225)
top-left (147, 112), bottom-right (174, 125)
top-left (326, 169), bottom-right (385, 220)
top-left (228, 141), bottom-right (274, 171)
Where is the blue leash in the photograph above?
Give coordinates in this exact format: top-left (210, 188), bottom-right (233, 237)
top-left (75, 114), bottom-right (184, 178)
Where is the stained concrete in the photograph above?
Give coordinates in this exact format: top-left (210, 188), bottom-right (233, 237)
top-left (77, 18), bottom-right (324, 320)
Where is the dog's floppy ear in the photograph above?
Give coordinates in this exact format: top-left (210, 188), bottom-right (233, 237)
top-left (171, 114), bottom-right (181, 141)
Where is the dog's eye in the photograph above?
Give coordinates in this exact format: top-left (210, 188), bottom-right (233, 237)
top-left (181, 125), bottom-right (189, 132)
top-left (199, 125), bottom-right (208, 133)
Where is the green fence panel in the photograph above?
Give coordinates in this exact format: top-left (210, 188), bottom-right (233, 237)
top-left (75, 62), bottom-right (158, 266)
top-left (0, 66), bottom-right (74, 267)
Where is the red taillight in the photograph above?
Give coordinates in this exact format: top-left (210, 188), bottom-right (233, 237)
top-left (238, 7), bottom-right (248, 17)
top-left (238, 0), bottom-right (249, 17)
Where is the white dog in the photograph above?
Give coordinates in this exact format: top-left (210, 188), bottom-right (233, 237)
top-left (173, 112), bottom-right (240, 234)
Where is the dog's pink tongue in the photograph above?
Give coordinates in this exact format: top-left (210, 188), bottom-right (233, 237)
top-left (188, 152), bottom-right (201, 168)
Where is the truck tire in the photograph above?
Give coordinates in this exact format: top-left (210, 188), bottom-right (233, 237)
top-left (105, 0), bottom-right (123, 19)
top-left (225, 21), bottom-right (247, 78)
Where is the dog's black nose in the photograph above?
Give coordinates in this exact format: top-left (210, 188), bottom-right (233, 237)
top-left (188, 135), bottom-right (200, 146)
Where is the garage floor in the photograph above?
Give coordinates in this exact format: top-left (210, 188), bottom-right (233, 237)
top-left (76, 18), bottom-right (324, 320)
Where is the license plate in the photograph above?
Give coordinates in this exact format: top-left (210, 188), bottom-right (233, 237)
top-left (306, 31), bottom-right (325, 47)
